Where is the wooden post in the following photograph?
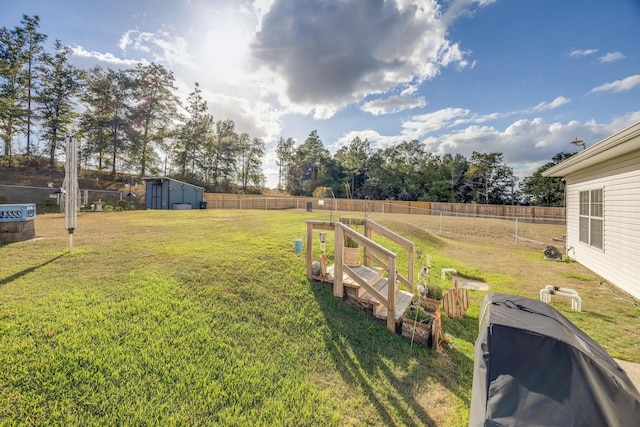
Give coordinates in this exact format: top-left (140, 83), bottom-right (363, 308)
top-left (334, 225), bottom-right (344, 298)
top-left (387, 255), bottom-right (396, 332)
top-left (364, 220), bottom-right (373, 267)
top-left (407, 243), bottom-right (414, 294)
top-left (306, 222), bottom-right (314, 280)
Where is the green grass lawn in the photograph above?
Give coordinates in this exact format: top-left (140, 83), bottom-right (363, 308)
top-left (1, 209), bottom-right (638, 426)
top-left (1, 210), bottom-right (473, 426)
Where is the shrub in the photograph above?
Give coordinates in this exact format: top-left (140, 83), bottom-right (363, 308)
top-left (404, 304), bottom-right (430, 323)
top-left (422, 284), bottom-right (443, 300)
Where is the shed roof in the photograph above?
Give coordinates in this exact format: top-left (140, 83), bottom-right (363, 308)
top-left (142, 176), bottom-right (205, 190)
top-left (543, 121), bottom-right (640, 177)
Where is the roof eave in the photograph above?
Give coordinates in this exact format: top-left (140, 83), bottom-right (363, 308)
top-left (543, 121), bottom-right (640, 177)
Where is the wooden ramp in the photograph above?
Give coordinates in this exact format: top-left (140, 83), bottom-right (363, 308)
top-left (317, 264), bottom-right (414, 323)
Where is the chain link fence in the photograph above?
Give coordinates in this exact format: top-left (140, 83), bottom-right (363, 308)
top-left (0, 184), bottom-right (145, 213)
top-left (203, 195), bottom-right (567, 248)
top-left (378, 212), bottom-right (567, 249)
top-left (0, 186), bottom-right (566, 247)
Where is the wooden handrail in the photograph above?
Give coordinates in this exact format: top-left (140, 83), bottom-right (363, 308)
top-left (344, 264), bottom-right (389, 305)
top-left (368, 252), bottom-right (389, 272)
top-left (335, 222), bottom-right (394, 259)
top-left (337, 222), bottom-right (398, 332)
top-left (363, 218), bottom-right (414, 294)
top-left (306, 218), bottom-right (413, 332)
top-left (365, 218), bottom-right (414, 249)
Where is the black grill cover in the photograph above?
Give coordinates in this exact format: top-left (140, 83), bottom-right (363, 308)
top-left (470, 293), bottom-right (640, 426)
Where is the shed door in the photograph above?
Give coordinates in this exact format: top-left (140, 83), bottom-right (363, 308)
top-left (151, 183), bottom-right (163, 209)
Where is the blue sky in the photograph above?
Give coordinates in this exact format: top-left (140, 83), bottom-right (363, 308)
top-left (3, 0), bottom-right (640, 188)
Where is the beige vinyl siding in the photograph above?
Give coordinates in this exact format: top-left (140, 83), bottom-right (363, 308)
top-left (565, 148), bottom-right (640, 300)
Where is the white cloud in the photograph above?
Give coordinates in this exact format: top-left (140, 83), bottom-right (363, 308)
top-left (118, 30), bottom-right (197, 69)
top-left (399, 107), bottom-right (512, 142)
top-left (591, 74), bottom-right (640, 93)
top-left (569, 48), bottom-right (598, 57)
top-left (249, 0), bottom-right (483, 118)
top-left (71, 45), bottom-right (146, 66)
top-left (599, 51), bottom-right (625, 63)
top-left (417, 118), bottom-right (607, 175)
top-left (402, 108), bottom-right (470, 140)
top-left (532, 96), bottom-right (570, 112)
top-left (441, 0), bottom-right (498, 25)
top-left (361, 94), bottom-right (427, 115)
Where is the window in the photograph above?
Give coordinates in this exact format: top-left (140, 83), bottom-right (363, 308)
top-left (579, 189), bottom-right (603, 249)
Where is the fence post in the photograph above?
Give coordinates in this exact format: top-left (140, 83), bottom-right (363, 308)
top-left (387, 255), bottom-right (397, 332)
top-left (334, 225), bottom-right (344, 298)
top-left (306, 222), bottom-right (314, 280)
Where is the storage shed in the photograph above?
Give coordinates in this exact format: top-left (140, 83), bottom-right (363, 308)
top-left (142, 177), bottom-right (205, 210)
top-left (543, 121), bottom-right (640, 300)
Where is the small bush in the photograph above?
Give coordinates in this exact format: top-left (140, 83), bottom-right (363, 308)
top-left (421, 284), bottom-right (444, 300)
top-left (404, 304), bottom-right (430, 323)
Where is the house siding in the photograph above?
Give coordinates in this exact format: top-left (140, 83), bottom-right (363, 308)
top-left (565, 148), bottom-right (640, 299)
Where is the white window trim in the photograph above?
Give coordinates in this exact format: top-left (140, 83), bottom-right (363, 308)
top-left (578, 188), bottom-right (603, 250)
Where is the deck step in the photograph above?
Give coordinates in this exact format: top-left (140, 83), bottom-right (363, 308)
top-left (356, 276), bottom-right (415, 322)
top-left (324, 264), bottom-right (414, 322)
top-left (374, 290), bottom-right (414, 321)
top-left (358, 276), bottom-right (388, 305)
top-left (325, 264), bottom-right (382, 288)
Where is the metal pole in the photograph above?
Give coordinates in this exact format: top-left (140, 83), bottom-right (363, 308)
top-left (64, 136), bottom-right (78, 252)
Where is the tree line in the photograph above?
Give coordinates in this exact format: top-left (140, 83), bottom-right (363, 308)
top-left (1, 14), bottom-right (569, 204)
top-left (276, 132), bottom-right (572, 206)
top-left (1, 15), bottom-right (265, 193)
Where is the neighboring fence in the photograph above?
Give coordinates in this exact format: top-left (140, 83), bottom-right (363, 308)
top-left (0, 184), bottom-right (145, 212)
top-left (203, 193), bottom-right (567, 246)
top-left (429, 202), bottom-right (564, 221)
top-left (204, 193), bottom-right (439, 214)
top-left (1, 185), bottom-right (566, 246)
top-left (203, 194), bottom-right (565, 221)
